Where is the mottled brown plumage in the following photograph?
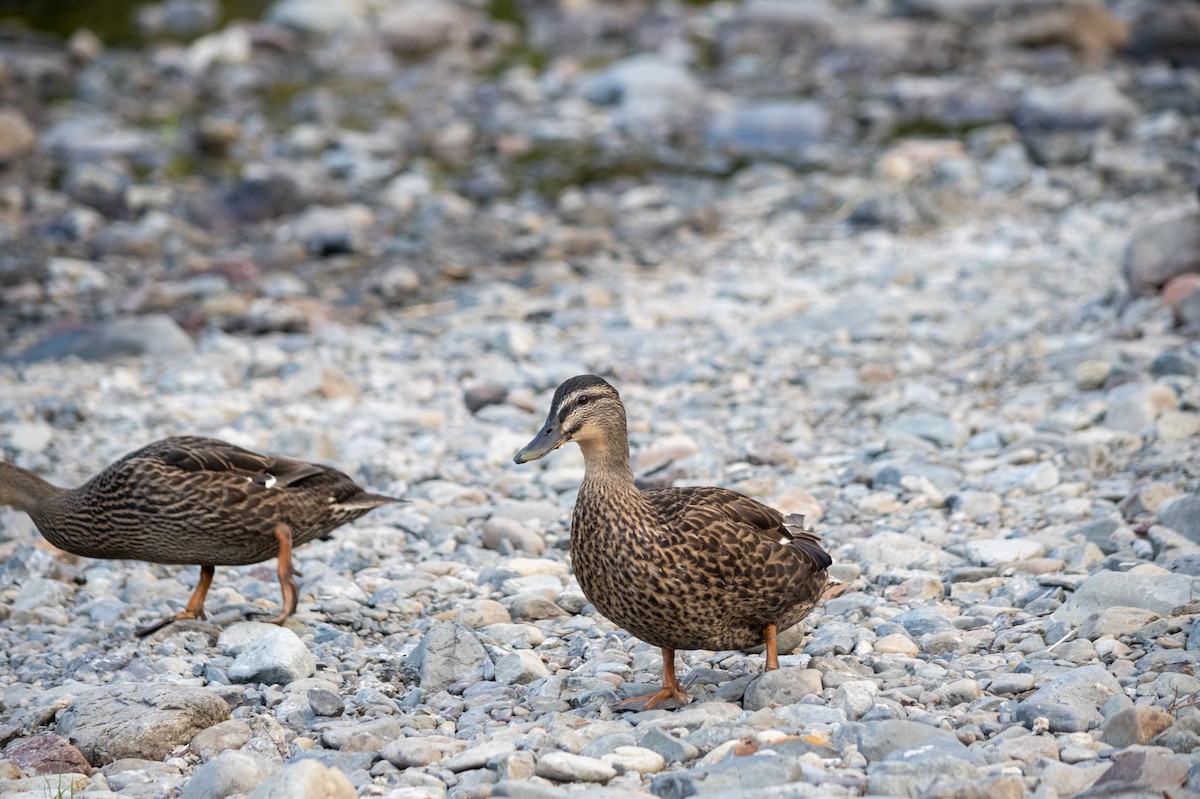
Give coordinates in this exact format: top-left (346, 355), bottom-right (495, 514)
top-left (514, 375), bottom-right (833, 709)
top-left (0, 436), bottom-right (399, 632)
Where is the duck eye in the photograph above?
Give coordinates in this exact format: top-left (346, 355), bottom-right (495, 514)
top-left (577, 395), bottom-right (590, 406)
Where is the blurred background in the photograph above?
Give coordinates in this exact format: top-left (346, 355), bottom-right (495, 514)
top-left (0, 0), bottom-right (1196, 362)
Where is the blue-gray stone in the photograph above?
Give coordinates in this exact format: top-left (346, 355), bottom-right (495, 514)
top-left (891, 606), bottom-right (954, 637)
top-left (1160, 495), bottom-right (1200, 543)
top-left (1015, 666), bottom-right (1122, 733)
top-left (638, 726), bottom-right (699, 764)
top-left (708, 101), bottom-right (833, 164)
top-left (848, 719), bottom-right (962, 763)
top-left (885, 412), bottom-right (967, 448)
top-left (649, 754), bottom-right (803, 799)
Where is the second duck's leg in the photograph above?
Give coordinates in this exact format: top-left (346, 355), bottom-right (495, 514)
top-left (764, 623), bottom-right (779, 671)
top-left (615, 647), bottom-right (688, 710)
top-left (136, 565), bottom-right (215, 636)
top-left (183, 565), bottom-right (215, 620)
top-left (268, 523), bottom-right (299, 624)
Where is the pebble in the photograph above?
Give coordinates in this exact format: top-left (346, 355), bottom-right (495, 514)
top-left (228, 626), bottom-right (317, 685)
top-left (534, 752), bottom-right (616, 784)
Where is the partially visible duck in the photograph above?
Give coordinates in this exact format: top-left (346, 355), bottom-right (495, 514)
top-left (0, 435), bottom-right (399, 633)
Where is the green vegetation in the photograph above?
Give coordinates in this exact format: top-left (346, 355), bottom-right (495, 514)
top-left (0, 0), bottom-right (273, 45)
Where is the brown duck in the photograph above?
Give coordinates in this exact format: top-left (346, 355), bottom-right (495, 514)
top-left (0, 436), bottom-right (399, 633)
top-left (514, 375), bottom-right (834, 710)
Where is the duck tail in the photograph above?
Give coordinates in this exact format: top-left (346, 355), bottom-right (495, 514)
top-left (341, 492), bottom-right (405, 510)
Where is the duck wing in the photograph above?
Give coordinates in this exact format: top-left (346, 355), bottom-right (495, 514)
top-left (130, 436), bottom-right (392, 508)
top-left (645, 485), bottom-right (832, 574)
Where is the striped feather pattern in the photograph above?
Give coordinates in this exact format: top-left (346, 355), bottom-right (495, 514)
top-left (518, 375), bottom-right (833, 654)
top-left (0, 436), bottom-right (399, 567)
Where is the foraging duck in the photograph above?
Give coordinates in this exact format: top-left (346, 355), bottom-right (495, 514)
top-left (0, 436), bottom-right (399, 634)
top-left (514, 375), bottom-right (834, 710)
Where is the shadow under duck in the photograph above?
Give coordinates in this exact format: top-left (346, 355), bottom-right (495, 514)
top-left (515, 375), bottom-right (835, 710)
top-left (0, 435), bottom-right (399, 634)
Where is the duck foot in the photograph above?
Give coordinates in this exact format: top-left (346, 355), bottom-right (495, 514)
top-left (135, 611), bottom-right (205, 637)
top-left (614, 646), bottom-right (688, 711)
top-left (136, 564), bottom-right (215, 637)
top-left (614, 687), bottom-right (688, 712)
top-left (138, 617), bottom-right (222, 642)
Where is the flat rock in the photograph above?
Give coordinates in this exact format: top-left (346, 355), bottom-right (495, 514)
top-left (180, 750), bottom-right (279, 799)
top-left (1079, 606), bottom-right (1161, 640)
top-left (963, 538), bottom-right (1045, 565)
top-left (55, 682), bottom-right (229, 766)
top-left (16, 314), bottom-right (196, 363)
top-left (535, 751), bottom-right (616, 784)
top-left (245, 759), bottom-right (356, 799)
top-left (1052, 570), bottom-right (1200, 625)
top-left (851, 719), bottom-right (962, 763)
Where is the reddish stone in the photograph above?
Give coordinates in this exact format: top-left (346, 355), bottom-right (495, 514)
top-left (1164, 273), bottom-right (1200, 327)
top-left (4, 733), bottom-right (93, 777)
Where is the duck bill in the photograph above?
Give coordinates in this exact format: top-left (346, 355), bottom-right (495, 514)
top-left (514, 418), bottom-right (568, 463)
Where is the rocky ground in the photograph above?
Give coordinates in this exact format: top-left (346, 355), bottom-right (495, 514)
top-left (2, 0), bottom-right (1200, 797)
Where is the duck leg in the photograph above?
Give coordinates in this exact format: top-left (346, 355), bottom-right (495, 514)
top-left (136, 565), bottom-right (215, 636)
top-left (615, 647), bottom-right (688, 711)
top-left (764, 623), bottom-right (780, 670)
top-left (266, 523), bottom-right (300, 625)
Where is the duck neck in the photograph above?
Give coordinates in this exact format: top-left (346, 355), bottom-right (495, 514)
top-left (0, 463), bottom-right (70, 534)
top-left (577, 426), bottom-right (638, 492)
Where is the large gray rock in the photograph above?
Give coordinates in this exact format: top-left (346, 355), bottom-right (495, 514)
top-left (1015, 666), bottom-right (1123, 733)
top-left (1052, 570), bottom-right (1200, 625)
top-left (55, 683), bottom-right (229, 766)
top-left (849, 719), bottom-right (964, 763)
top-left (16, 314), bottom-right (196, 363)
top-left (403, 622), bottom-right (490, 692)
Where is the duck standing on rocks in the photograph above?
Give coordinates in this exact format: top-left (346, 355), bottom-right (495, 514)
top-left (514, 375), bottom-right (835, 710)
top-left (0, 436), bottom-right (400, 634)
